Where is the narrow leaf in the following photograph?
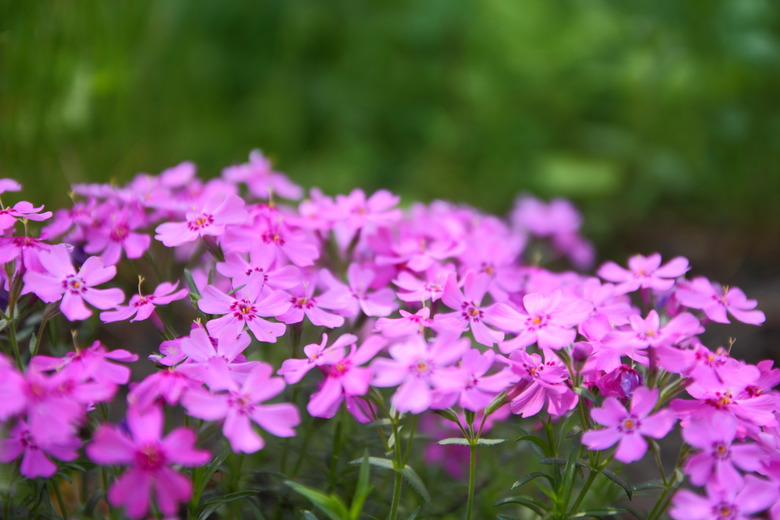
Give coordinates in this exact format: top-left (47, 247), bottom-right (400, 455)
top-left (496, 496), bottom-right (548, 516)
top-left (512, 472), bottom-right (553, 490)
top-left (601, 468), bottom-right (633, 500)
top-left (285, 481), bottom-right (350, 520)
top-left (437, 437), bottom-right (470, 446)
top-left (401, 465), bottom-right (431, 503)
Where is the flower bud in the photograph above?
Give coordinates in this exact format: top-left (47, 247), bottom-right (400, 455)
top-left (596, 364), bottom-right (643, 399)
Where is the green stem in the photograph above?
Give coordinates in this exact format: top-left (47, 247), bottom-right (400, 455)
top-left (52, 479), bottom-right (67, 519)
top-left (465, 443), bottom-right (476, 520)
top-left (388, 414), bottom-right (404, 520)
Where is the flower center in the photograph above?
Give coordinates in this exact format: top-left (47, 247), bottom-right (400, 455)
top-left (230, 299), bottom-right (257, 320)
top-left (110, 223), bottom-right (129, 241)
top-left (136, 443), bottom-right (166, 471)
top-left (461, 301), bottom-right (483, 322)
top-left (619, 416), bottom-right (639, 433)
top-left (187, 213), bottom-right (214, 231)
top-left (63, 274), bottom-right (87, 294)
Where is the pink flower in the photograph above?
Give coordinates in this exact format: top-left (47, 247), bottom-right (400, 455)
top-left (0, 420), bottom-right (80, 478)
top-left (682, 415), bottom-right (765, 488)
top-left (217, 249), bottom-right (301, 292)
top-left (434, 272), bottom-right (505, 347)
top-left (177, 324), bottom-right (257, 390)
top-left (87, 405), bottom-right (210, 519)
top-left (154, 192), bottom-right (247, 247)
top-left (371, 334), bottom-right (468, 414)
top-left (277, 279), bottom-right (345, 329)
top-left (393, 263), bottom-right (456, 303)
top-left (198, 282), bottom-right (289, 343)
top-left (670, 475), bottom-right (776, 520)
top-left (182, 363), bottom-right (299, 453)
top-left (676, 277), bottom-right (766, 325)
top-left (278, 333), bottom-right (359, 384)
top-left (490, 290), bottom-right (592, 353)
top-left (598, 253), bottom-right (689, 294)
top-left (0, 200), bottom-right (53, 232)
top-left (222, 149), bottom-right (303, 200)
top-left (317, 263), bottom-right (398, 318)
top-left (304, 335), bottom-right (387, 419)
top-left (448, 349), bottom-right (515, 412)
top-left (505, 349), bottom-right (577, 418)
top-left (375, 307), bottom-right (433, 337)
top-left (582, 387), bottom-right (675, 463)
top-left (100, 281), bottom-right (188, 323)
top-left (23, 245), bottom-right (124, 321)
top-left (29, 340), bottom-right (138, 385)
top-left (83, 204), bottom-right (151, 265)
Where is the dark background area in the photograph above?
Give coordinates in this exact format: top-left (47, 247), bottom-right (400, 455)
top-left (2, 0), bottom-right (778, 361)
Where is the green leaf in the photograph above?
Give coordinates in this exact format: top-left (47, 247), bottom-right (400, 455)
top-left (406, 506), bottom-right (422, 520)
top-left (198, 491), bottom-right (260, 520)
top-left (511, 472), bottom-right (553, 490)
top-left (475, 438), bottom-right (506, 446)
top-left (514, 435), bottom-right (550, 457)
top-left (285, 481), bottom-right (350, 520)
top-left (191, 450), bottom-right (227, 508)
top-left (349, 457), bottom-right (430, 503)
top-left (484, 390), bottom-right (508, 417)
top-left (433, 408), bottom-right (461, 425)
top-left (437, 437), bottom-right (470, 446)
top-left (496, 496), bottom-right (548, 517)
top-left (574, 385), bottom-right (599, 403)
top-left (184, 268), bottom-right (202, 299)
top-left (349, 450), bottom-right (372, 520)
top-left (401, 465), bottom-right (431, 503)
top-left (84, 489), bottom-right (105, 517)
top-left (302, 512), bottom-right (319, 520)
top-left (601, 468), bottom-right (633, 500)
top-left (571, 507), bottom-right (629, 518)
top-left (631, 480), bottom-right (665, 493)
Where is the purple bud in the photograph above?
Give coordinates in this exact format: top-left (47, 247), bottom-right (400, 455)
top-left (571, 342), bottom-right (593, 363)
top-left (596, 364), bottom-right (643, 399)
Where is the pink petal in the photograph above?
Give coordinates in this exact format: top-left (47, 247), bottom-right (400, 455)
top-left (108, 469), bottom-right (152, 519)
top-left (393, 377), bottom-right (432, 414)
top-left (87, 426), bottom-right (136, 465)
top-left (252, 403), bottom-right (300, 437)
top-left (60, 292), bottom-right (92, 321)
top-left (153, 467), bottom-right (193, 516)
top-left (614, 433), bottom-right (647, 463)
top-left (581, 427), bottom-right (621, 451)
top-left (162, 428), bottom-right (210, 466)
top-left (224, 410), bottom-right (264, 453)
top-left (82, 287), bottom-right (125, 310)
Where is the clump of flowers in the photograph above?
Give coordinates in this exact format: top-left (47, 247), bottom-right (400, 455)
top-left (0, 150), bottom-right (776, 519)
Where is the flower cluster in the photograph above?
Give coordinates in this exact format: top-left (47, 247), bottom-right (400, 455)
top-left (0, 150), bottom-right (776, 518)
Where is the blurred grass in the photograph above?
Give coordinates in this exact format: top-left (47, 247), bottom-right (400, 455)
top-left (2, 0), bottom-right (780, 258)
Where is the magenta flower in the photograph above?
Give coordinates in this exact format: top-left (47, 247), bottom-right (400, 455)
top-left (222, 149), bottom-right (303, 200)
top-left (198, 282), bottom-right (290, 343)
top-left (178, 324), bottom-right (257, 390)
top-left (23, 245), bottom-right (124, 321)
top-left (182, 363), bottom-right (300, 453)
top-left (29, 340), bottom-right (138, 385)
top-left (375, 307), bottom-right (433, 337)
top-left (0, 420), bottom-right (80, 478)
top-left (278, 333), bottom-right (359, 384)
top-left (217, 249), bottom-right (301, 292)
top-left (317, 263), bottom-right (398, 318)
top-left (682, 415), bottom-right (765, 487)
top-left (83, 204), bottom-right (151, 265)
top-left (87, 405), bottom-right (210, 519)
top-left (582, 387), bottom-right (675, 463)
top-left (597, 253), bottom-right (689, 295)
top-left (448, 349), bottom-right (515, 412)
top-left (371, 334), bottom-right (468, 414)
top-left (277, 279), bottom-right (345, 329)
top-left (300, 335), bottom-right (387, 419)
top-left (505, 349), bottom-right (577, 418)
top-left (393, 263), bottom-right (456, 303)
top-left (669, 475), bottom-right (776, 520)
top-left (676, 276), bottom-right (766, 325)
top-left (100, 281), bottom-right (188, 323)
top-left (154, 192), bottom-right (247, 247)
top-left (435, 271), bottom-right (505, 347)
top-left (0, 200), bottom-right (53, 232)
top-left (490, 290), bottom-right (592, 353)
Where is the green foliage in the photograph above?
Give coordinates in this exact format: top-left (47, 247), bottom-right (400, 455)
top-left (3, 0), bottom-right (780, 252)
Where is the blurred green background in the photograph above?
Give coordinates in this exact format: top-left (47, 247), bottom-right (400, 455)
top-left (2, 0), bottom-right (780, 278)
